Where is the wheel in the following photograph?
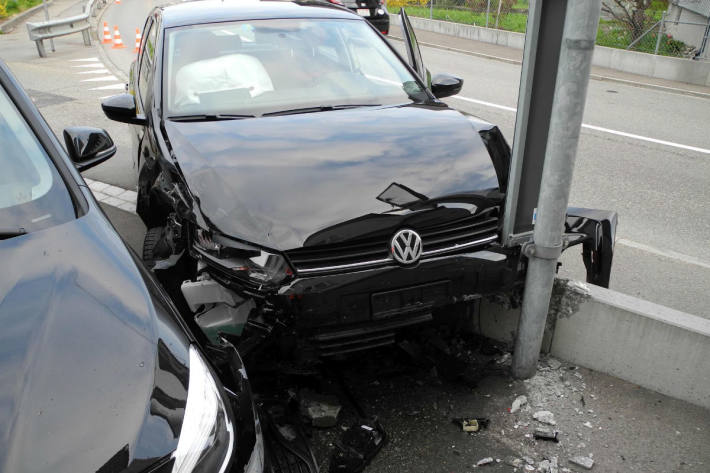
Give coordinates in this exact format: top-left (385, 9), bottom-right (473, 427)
top-left (143, 226), bottom-right (167, 262)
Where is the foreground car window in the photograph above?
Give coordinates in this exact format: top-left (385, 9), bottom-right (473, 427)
top-left (0, 89), bottom-right (74, 236)
top-left (165, 18), bottom-right (427, 117)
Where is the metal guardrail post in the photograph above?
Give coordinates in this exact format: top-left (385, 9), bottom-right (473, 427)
top-left (511, 0), bottom-right (602, 379)
top-left (42, 0), bottom-right (55, 53)
top-left (27, 0), bottom-right (98, 58)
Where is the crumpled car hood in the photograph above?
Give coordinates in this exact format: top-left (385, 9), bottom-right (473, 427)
top-left (166, 103), bottom-right (499, 250)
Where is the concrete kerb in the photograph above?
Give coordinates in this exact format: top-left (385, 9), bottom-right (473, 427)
top-left (407, 16), bottom-right (710, 88)
top-left (0, 1), bottom-right (54, 33)
top-left (475, 279), bottom-right (710, 410)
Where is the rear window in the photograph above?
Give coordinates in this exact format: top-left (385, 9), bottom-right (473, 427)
top-left (164, 18), bottom-right (427, 117)
top-left (0, 88), bottom-right (75, 236)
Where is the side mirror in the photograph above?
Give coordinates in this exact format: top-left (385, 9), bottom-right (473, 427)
top-left (63, 127), bottom-right (117, 172)
top-left (101, 93), bottom-right (147, 125)
top-left (431, 73), bottom-right (463, 99)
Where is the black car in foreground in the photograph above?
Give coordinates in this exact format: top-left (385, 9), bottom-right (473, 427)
top-left (0, 61), bottom-right (263, 473)
top-left (102, 0), bottom-right (616, 358)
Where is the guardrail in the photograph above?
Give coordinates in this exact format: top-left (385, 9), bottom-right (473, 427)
top-left (26, 0), bottom-right (108, 58)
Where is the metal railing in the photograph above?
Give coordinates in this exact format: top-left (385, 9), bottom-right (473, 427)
top-left (26, 0), bottom-right (108, 58)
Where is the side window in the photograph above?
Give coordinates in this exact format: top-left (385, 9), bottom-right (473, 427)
top-left (137, 20), bottom-right (158, 109)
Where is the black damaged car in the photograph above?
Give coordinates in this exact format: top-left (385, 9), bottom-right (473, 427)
top-left (0, 61), bottom-right (263, 473)
top-left (101, 0), bottom-right (616, 358)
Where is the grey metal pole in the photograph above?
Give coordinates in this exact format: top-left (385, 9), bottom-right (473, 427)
top-left (511, 0), bottom-right (602, 379)
top-left (43, 0), bottom-right (55, 52)
top-left (486, 0), bottom-right (490, 28)
top-left (430, 0), bottom-right (433, 20)
top-left (494, 0), bottom-right (502, 29)
top-left (654, 11), bottom-right (665, 55)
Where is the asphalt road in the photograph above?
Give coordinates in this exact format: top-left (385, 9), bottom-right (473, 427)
top-left (3, 0), bottom-right (709, 317)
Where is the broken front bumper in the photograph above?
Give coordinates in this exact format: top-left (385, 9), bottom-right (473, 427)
top-left (270, 249), bottom-right (523, 354)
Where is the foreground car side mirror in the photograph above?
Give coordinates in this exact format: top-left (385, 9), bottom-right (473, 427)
top-left (101, 93), bottom-right (147, 126)
top-left (63, 127), bottom-right (117, 172)
top-left (431, 73), bottom-right (463, 99)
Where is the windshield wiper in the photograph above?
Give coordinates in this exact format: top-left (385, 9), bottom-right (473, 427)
top-left (167, 113), bottom-right (254, 122)
top-left (263, 104), bottom-right (381, 117)
top-left (0, 227), bottom-right (27, 240)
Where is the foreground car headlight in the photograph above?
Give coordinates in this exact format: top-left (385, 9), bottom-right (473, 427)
top-left (172, 346), bottom-right (234, 473)
top-left (194, 228), bottom-right (293, 285)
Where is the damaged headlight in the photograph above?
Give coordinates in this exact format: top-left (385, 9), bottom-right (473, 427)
top-left (194, 228), bottom-right (293, 285)
top-left (172, 345), bottom-right (234, 473)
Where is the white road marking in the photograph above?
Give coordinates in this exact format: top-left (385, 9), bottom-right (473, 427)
top-left (77, 69), bottom-right (110, 74)
top-left (617, 239), bottom-right (710, 270)
top-left (450, 95), bottom-right (710, 155)
top-left (70, 57), bottom-right (100, 62)
top-left (81, 75), bottom-right (119, 82)
top-left (581, 124), bottom-right (710, 155)
top-left (90, 84), bottom-right (126, 90)
top-left (72, 63), bottom-right (104, 68)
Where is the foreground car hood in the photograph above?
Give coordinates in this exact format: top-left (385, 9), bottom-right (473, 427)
top-left (0, 211), bottom-right (189, 473)
top-left (166, 104), bottom-right (499, 250)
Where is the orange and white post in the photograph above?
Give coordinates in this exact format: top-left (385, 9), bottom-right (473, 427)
top-left (112, 26), bottom-right (125, 49)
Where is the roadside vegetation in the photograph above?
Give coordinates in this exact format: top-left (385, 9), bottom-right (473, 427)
top-left (0, 0), bottom-right (43, 19)
top-left (387, 0), bottom-right (689, 57)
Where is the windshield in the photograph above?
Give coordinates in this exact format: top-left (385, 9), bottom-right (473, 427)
top-left (164, 18), bottom-right (428, 117)
top-left (0, 88), bottom-right (75, 238)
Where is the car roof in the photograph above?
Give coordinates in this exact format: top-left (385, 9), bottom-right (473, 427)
top-left (160, 0), bottom-right (361, 28)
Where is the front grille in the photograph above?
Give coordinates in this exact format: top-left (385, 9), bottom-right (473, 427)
top-left (286, 208), bottom-right (499, 275)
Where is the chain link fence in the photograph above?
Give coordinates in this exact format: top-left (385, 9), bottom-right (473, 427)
top-left (598, 3), bottom-right (707, 59)
top-left (386, 0), bottom-right (528, 32)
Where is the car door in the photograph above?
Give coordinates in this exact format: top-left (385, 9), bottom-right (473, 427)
top-left (399, 8), bottom-right (430, 87)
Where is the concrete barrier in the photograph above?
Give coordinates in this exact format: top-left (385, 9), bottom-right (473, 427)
top-left (476, 279), bottom-right (710, 410)
top-left (407, 16), bottom-right (710, 87)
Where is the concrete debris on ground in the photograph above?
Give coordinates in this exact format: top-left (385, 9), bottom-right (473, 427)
top-left (533, 410), bottom-right (557, 425)
top-left (511, 395), bottom-right (528, 413)
top-left (535, 457), bottom-right (559, 473)
top-left (546, 357), bottom-right (562, 370)
top-left (299, 389), bottom-right (342, 428)
top-left (475, 456), bottom-right (494, 467)
top-left (504, 456), bottom-right (524, 468)
top-left (569, 455), bottom-right (595, 470)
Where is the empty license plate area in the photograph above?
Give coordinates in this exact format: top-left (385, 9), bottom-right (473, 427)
top-left (371, 281), bottom-right (450, 320)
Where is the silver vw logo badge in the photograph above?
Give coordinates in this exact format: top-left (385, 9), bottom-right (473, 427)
top-left (391, 229), bottom-right (423, 265)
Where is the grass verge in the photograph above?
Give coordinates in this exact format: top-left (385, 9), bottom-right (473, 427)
top-left (0, 0), bottom-right (44, 20)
